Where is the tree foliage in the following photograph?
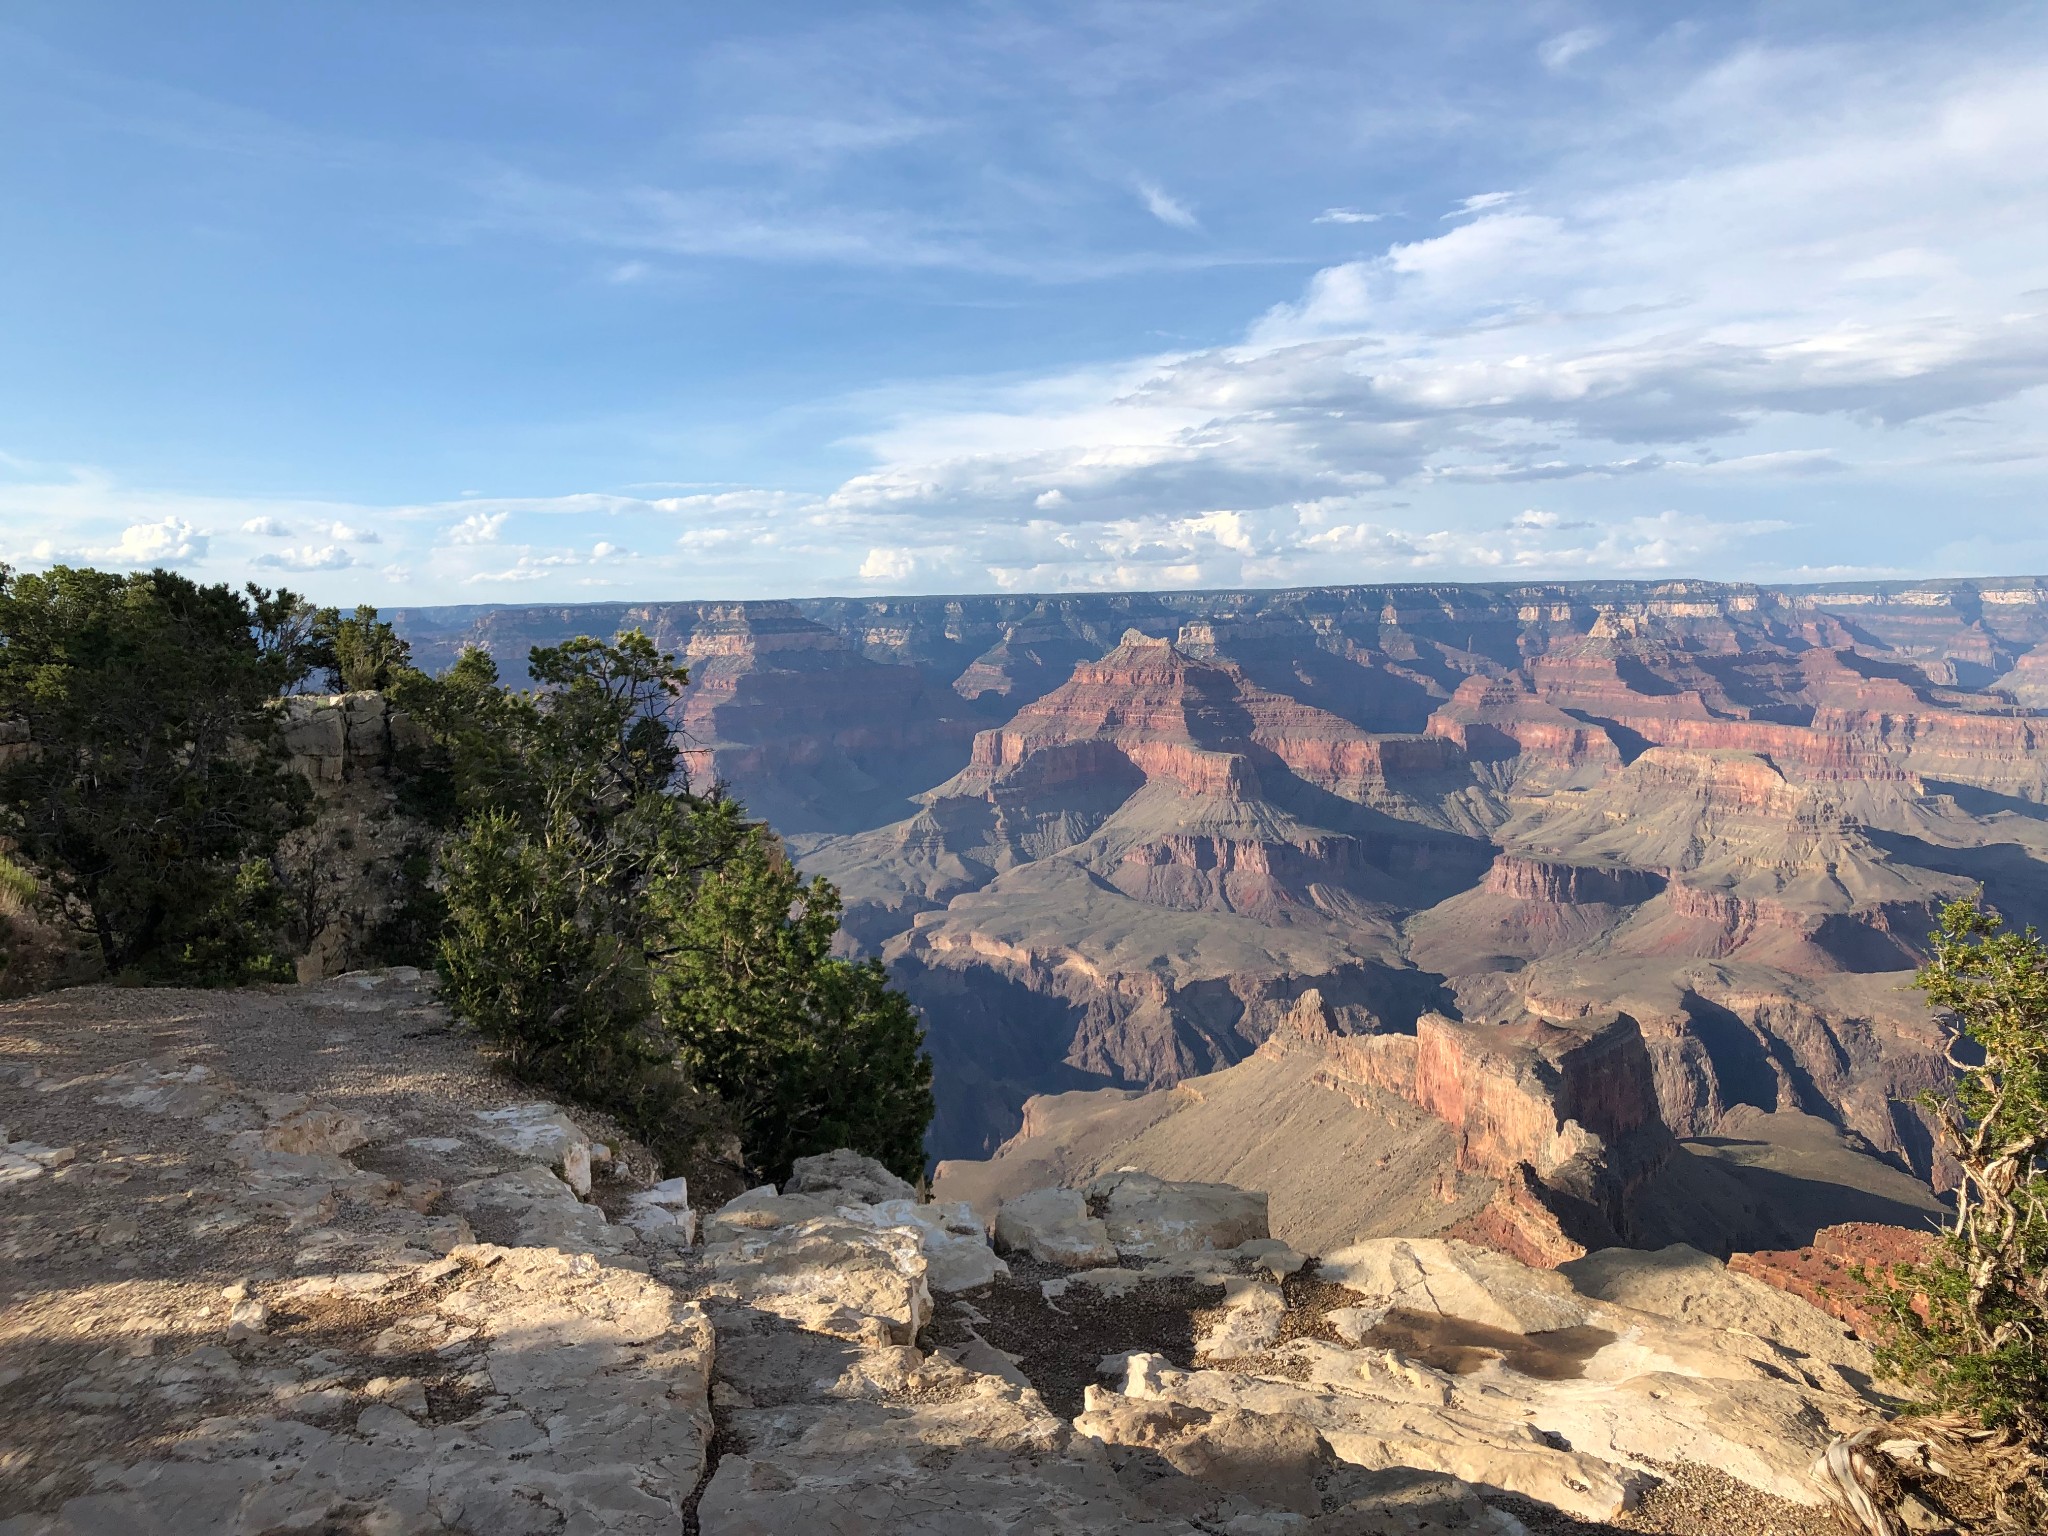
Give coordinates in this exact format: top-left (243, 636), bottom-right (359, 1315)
top-left (313, 604), bottom-right (414, 693)
top-left (1875, 899), bottom-right (2048, 1439)
top-left (657, 838), bottom-right (933, 1182)
top-left (0, 565), bottom-right (317, 980)
top-left (418, 630), bottom-right (933, 1182)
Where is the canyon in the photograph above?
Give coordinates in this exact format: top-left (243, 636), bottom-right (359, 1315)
top-left (395, 577), bottom-right (2048, 1258)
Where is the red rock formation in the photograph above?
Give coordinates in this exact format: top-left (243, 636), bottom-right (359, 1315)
top-left (1445, 1166), bottom-right (1590, 1268)
top-left (1482, 856), bottom-right (1663, 907)
top-left (1425, 677), bottom-right (1622, 774)
top-left (1728, 1222), bottom-right (1936, 1334)
top-left (956, 630), bottom-right (1462, 804)
top-left (1280, 1007), bottom-right (1674, 1261)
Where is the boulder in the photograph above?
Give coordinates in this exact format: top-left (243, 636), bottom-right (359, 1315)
top-left (470, 1102), bottom-right (594, 1194)
top-left (1087, 1171), bottom-right (1269, 1258)
top-left (1107, 1353), bottom-right (1646, 1522)
top-left (837, 1198), bottom-right (1009, 1292)
top-left (1316, 1237), bottom-right (1589, 1334)
top-left (702, 1185), bottom-right (843, 1244)
top-left (623, 1174), bottom-right (697, 1245)
top-left (445, 1166), bottom-right (629, 1256)
top-left (785, 1148), bottom-right (917, 1205)
top-left (704, 1214), bottom-right (932, 1344)
top-left (993, 1187), bottom-right (1118, 1267)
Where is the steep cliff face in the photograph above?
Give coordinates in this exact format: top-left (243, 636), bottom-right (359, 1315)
top-left (1301, 1008), bottom-right (1675, 1255)
top-left (275, 692), bottom-right (434, 981)
top-left (669, 604), bottom-right (980, 833)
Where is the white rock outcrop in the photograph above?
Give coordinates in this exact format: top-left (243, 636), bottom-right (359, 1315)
top-left (994, 1186), bottom-right (1119, 1266)
top-left (1089, 1169), bottom-right (1270, 1258)
top-left (703, 1213), bottom-right (933, 1344)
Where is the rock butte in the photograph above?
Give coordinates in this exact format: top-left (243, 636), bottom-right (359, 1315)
top-left (0, 978), bottom-right (1916, 1533)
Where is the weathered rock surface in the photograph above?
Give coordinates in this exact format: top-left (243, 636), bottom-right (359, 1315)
top-left (0, 965), bottom-right (1917, 1535)
top-left (0, 975), bottom-right (712, 1535)
top-left (784, 1146), bottom-right (918, 1204)
top-left (1089, 1169), bottom-right (1271, 1258)
top-left (995, 1186), bottom-right (1119, 1267)
top-left (703, 1214), bottom-right (933, 1344)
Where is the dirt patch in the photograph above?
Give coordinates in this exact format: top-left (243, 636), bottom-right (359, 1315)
top-left (1495, 1460), bottom-right (1838, 1536)
top-left (919, 1254), bottom-right (1225, 1417)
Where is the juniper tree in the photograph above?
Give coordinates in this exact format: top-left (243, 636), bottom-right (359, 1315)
top-left (1875, 899), bottom-right (2048, 1438)
top-left (0, 565), bottom-right (317, 980)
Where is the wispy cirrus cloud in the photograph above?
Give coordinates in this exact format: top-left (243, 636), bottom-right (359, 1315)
top-left (1539, 28), bottom-right (1607, 72)
top-left (1135, 179), bottom-right (1199, 231)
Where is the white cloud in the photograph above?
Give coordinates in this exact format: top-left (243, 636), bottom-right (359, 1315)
top-left (241, 516), bottom-right (292, 537)
top-left (446, 510), bottom-right (509, 545)
top-left (5, 29), bottom-right (2045, 600)
top-left (1539, 28), bottom-right (1606, 72)
top-left (1136, 180), bottom-right (1199, 231)
top-left (1442, 190), bottom-right (1518, 219)
top-left (254, 545), bottom-right (354, 572)
top-left (98, 517), bottom-right (207, 566)
top-left (466, 551), bottom-right (584, 583)
top-left (858, 546), bottom-right (916, 582)
top-left (1314, 208), bottom-right (1382, 225)
top-left (324, 520), bottom-right (382, 544)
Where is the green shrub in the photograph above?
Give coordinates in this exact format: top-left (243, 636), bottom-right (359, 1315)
top-left (658, 829), bottom-right (933, 1184)
top-left (0, 852), bottom-right (37, 911)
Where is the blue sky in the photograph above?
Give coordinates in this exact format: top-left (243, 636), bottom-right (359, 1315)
top-left (2, 2), bottom-right (2046, 602)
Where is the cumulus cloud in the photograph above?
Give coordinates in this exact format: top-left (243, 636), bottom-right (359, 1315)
top-left (254, 545), bottom-right (354, 571)
top-left (241, 516), bottom-right (292, 537)
top-left (446, 510), bottom-right (509, 545)
top-left (323, 520), bottom-right (382, 544)
top-left (98, 518), bottom-right (207, 566)
top-left (785, 40), bottom-right (2048, 595)
top-left (859, 547), bottom-right (917, 582)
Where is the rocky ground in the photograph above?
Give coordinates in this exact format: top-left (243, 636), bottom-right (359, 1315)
top-left (0, 973), bottom-right (1899, 1534)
